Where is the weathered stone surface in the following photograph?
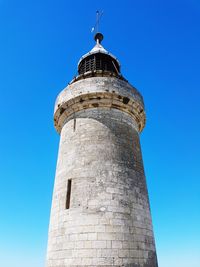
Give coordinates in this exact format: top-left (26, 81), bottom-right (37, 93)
top-left (46, 76), bottom-right (158, 267)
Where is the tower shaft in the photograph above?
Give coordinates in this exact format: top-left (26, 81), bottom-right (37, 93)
top-left (46, 77), bottom-right (158, 267)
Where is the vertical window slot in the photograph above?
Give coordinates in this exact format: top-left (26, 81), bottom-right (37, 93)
top-left (66, 179), bottom-right (72, 209)
top-left (73, 118), bottom-right (76, 132)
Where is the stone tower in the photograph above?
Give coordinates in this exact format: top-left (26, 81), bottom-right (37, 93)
top-left (46, 33), bottom-right (158, 267)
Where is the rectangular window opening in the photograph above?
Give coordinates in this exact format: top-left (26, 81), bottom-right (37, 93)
top-left (66, 179), bottom-right (72, 209)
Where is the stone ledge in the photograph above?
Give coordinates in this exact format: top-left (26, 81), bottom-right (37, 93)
top-left (54, 77), bottom-right (145, 133)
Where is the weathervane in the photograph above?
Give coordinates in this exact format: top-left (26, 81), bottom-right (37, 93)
top-left (91, 10), bottom-right (104, 34)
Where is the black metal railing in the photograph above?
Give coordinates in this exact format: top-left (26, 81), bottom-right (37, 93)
top-left (78, 54), bottom-right (120, 75)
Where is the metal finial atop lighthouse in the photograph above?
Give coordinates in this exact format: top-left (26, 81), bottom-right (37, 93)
top-left (91, 11), bottom-right (103, 33)
top-left (92, 11), bottom-right (104, 45)
top-left (46, 26), bottom-right (158, 267)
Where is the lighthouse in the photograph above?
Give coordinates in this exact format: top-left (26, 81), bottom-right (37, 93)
top-left (46, 32), bottom-right (158, 267)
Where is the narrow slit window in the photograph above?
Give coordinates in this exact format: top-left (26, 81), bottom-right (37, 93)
top-left (66, 179), bottom-right (72, 209)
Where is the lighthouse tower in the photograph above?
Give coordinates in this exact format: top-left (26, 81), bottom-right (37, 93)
top-left (46, 33), bottom-right (158, 267)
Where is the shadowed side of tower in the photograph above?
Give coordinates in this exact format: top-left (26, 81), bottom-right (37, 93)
top-left (46, 33), bottom-right (158, 267)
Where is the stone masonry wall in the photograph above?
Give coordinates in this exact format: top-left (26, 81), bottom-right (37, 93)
top-left (46, 108), bottom-right (157, 267)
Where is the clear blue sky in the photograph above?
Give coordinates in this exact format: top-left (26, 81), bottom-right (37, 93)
top-left (0, 1), bottom-right (199, 266)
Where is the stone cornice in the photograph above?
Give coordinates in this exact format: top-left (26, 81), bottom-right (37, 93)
top-left (54, 77), bottom-right (146, 133)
